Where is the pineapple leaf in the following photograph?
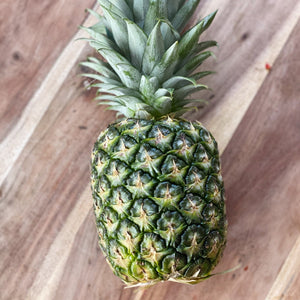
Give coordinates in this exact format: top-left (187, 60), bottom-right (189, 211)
top-left (91, 82), bottom-right (123, 95)
top-left (82, 1), bottom-right (218, 119)
top-left (153, 96), bottom-right (173, 113)
top-left (116, 63), bottom-right (142, 89)
top-left (115, 95), bottom-right (154, 118)
top-left (139, 76), bottom-right (159, 100)
top-left (91, 83), bottom-right (142, 98)
top-left (80, 59), bottom-right (119, 80)
top-left (172, 0), bottom-right (201, 32)
top-left (94, 94), bottom-right (117, 101)
top-left (173, 84), bottom-right (208, 99)
top-left (81, 73), bottom-right (121, 85)
top-left (96, 98), bottom-right (128, 107)
top-left (97, 0), bottom-right (129, 18)
top-left (96, 96), bottom-right (149, 112)
top-left (160, 19), bottom-right (180, 49)
top-left (85, 8), bottom-right (103, 20)
top-left (108, 0), bottom-right (133, 19)
top-left (125, 0), bottom-right (134, 10)
top-left (178, 11), bottom-right (217, 60)
top-left (194, 40), bottom-right (218, 53)
top-left (144, 0), bottom-right (159, 35)
top-left (135, 109), bottom-right (153, 119)
top-left (176, 51), bottom-right (215, 76)
top-left (158, 0), bottom-right (168, 20)
top-left (96, 100), bottom-right (117, 105)
top-left (197, 10), bottom-right (218, 32)
top-left (101, 6), bottom-right (129, 54)
top-left (167, 0), bottom-right (186, 20)
top-left (150, 41), bottom-right (179, 82)
top-left (191, 71), bottom-right (215, 81)
top-left (187, 51), bottom-right (215, 73)
top-left (89, 22), bottom-right (108, 36)
top-left (154, 88), bottom-right (173, 98)
top-left (162, 76), bottom-right (196, 89)
top-left (110, 87), bottom-right (143, 98)
top-left (115, 95), bottom-right (146, 105)
top-left (98, 84), bottom-right (143, 99)
top-left (80, 27), bottom-right (119, 51)
top-left (133, 0), bottom-right (150, 27)
top-left (142, 21), bottom-right (165, 75)
top-left (172, 106), bottom-right (198, 117)
top-left (125, 19), bottom-right (147, 70)
top-left (106, 105), bottom-right (135, 117)
top-left (97, 48), bottom-right (141, 89)
top-left (79, 26), bottom-right (105, 43)
top-left (173, 97), bottom-right (207, 107)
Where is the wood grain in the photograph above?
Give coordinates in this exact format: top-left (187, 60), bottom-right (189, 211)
top-left (201, 1), bottom-right (300, 153)
top-left (0, 1), bottom-right (100, 186)
top-left (0, 1), bottom-right (299, 300)
top-left (0, 0), bottom-right (95, 142)
top-left (266, 237), bottom-right (300, 300)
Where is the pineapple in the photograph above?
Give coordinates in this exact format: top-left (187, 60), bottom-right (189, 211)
top-left (82, 0), bottom-right (227, 286)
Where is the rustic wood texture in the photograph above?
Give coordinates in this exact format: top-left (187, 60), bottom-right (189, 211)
top-left (0, 0), bottom-right (95, 142)
top-left (0, 1), bottom-right (299, 299)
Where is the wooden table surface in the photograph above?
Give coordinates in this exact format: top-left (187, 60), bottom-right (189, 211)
top-left (1, 1), bottom-right (300, 299)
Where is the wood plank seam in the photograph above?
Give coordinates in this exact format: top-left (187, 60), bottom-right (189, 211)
top-left (0, 1), bottom-right (100, 187)
top-left (26, 187), bottom-right (91, 300)
top-left (202, 1), bottom-right (300, 153)
top-left (265, 236), bottom-right (300, 300)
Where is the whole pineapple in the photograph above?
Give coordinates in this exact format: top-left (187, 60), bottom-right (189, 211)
top-left (83, 0), bottom-right (227, 286)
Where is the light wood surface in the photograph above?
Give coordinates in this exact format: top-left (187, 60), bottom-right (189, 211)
top-left (0, 1), bottom-right (299, 299)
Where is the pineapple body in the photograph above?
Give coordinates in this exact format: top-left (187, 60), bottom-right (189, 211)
top-left (82, 0), bottom-right (228, 286)
top-left (91, 117), bottom-right (226, 285)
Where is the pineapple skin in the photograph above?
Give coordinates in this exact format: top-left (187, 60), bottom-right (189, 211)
top-left (91, 117), bottom-right (227, 285)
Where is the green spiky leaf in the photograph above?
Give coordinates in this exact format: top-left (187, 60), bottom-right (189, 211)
top-left (162, 76), bottom-right (196, 89)
top-left (80, 58), bottom-right (119, 80)
top-left (176, 51), bottom-right (215, 76)
top-left (172, 0), bottom-right (201, 31)
top-left (178, 11), bottom-right (217, 60)
top-left (173, 83), bottom-right (208, 99)
top-left (101, 6), bottom-right (129, 54)
top-left (97, 0), bottom-right (129, 18)
top-left (142, 21), bottom-right (165, 74)
top-left (151, 41), bottom-right (179, 82)
top-left (144, 0), bottom-right (159, 35)
top-left (125, 19), bottom-right (147, 70)
top-left (98, 48), bottom-right (141, 89)
top-left (139, 75), bottom-right (159, 100)
top-left (81, 2), bottom-right (218, 120)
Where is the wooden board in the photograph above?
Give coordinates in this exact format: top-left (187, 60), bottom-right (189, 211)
top-left (0, 1), bottom-right (299, 299)
top-left (0, 0), bottom-right (95, 142)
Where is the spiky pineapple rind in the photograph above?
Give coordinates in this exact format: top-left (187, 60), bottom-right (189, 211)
top-left (91, 118), bottom-right (227, 285)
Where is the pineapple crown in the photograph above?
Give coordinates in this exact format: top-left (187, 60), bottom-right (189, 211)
top-left (81, 0), bottom-right (217, 119)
